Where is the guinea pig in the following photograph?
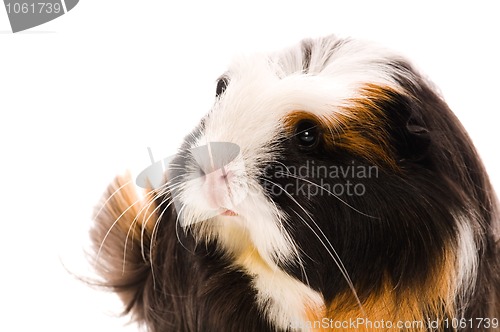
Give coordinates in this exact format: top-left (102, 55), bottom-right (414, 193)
top-left (91, 35), bottom-right (500, 331)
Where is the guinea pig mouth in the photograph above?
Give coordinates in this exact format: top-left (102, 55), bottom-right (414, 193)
top-left (221, 209), bottom-right (238, 216)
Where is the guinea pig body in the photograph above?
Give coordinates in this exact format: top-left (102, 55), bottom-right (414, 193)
top-left (91, 35), bottom-right (500, 331)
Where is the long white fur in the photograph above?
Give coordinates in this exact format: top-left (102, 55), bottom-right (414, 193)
top-left (453, 213), bottom-right (479, 312)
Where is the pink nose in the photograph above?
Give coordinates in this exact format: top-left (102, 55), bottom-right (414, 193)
top-left (202, 167), bottom-right (234, 209)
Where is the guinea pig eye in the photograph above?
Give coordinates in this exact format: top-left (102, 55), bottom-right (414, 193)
top-left (215, 77), bottom-right (229, 97)
top-left (295, 120), bottom-right (319, 148)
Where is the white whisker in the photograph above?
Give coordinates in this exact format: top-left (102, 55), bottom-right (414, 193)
top-left (93, 179), bottom-right (133, 221)
top-left (273, 169), bottom-right (378, 219)
top-left (260, 177), bottom-right (366, 316)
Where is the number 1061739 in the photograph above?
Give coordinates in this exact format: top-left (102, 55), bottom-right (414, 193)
top-left (5, 2), bottom-right (62, 14)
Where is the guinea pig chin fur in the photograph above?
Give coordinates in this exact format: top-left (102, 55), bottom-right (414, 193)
top-left (91, 35), bottom-right (500, 332)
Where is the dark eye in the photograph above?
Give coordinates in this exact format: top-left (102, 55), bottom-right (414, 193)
top-left (216, 77), bottom-right (229, 97)
top-left (295, 120), bottom-right (320, 148)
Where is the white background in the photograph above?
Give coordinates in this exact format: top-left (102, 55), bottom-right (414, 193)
top-left (1, 1), bottom-right (499, 331)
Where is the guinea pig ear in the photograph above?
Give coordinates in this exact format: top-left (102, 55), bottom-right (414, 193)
top-left (394, 110), bottom-right (432, 163)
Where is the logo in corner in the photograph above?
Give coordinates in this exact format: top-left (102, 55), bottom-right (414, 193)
top-left (3, 0), bottom-right (79, 33)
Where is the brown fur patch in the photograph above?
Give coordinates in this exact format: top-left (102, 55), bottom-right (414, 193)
top-left (90, 173), bottom-right (157, 314)
top-left (304, 303), bottom-right (327, 332)
top-left (301, 248), bottom-right (458, 332)
top-left (283, 84), bottom-right (401, 169)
